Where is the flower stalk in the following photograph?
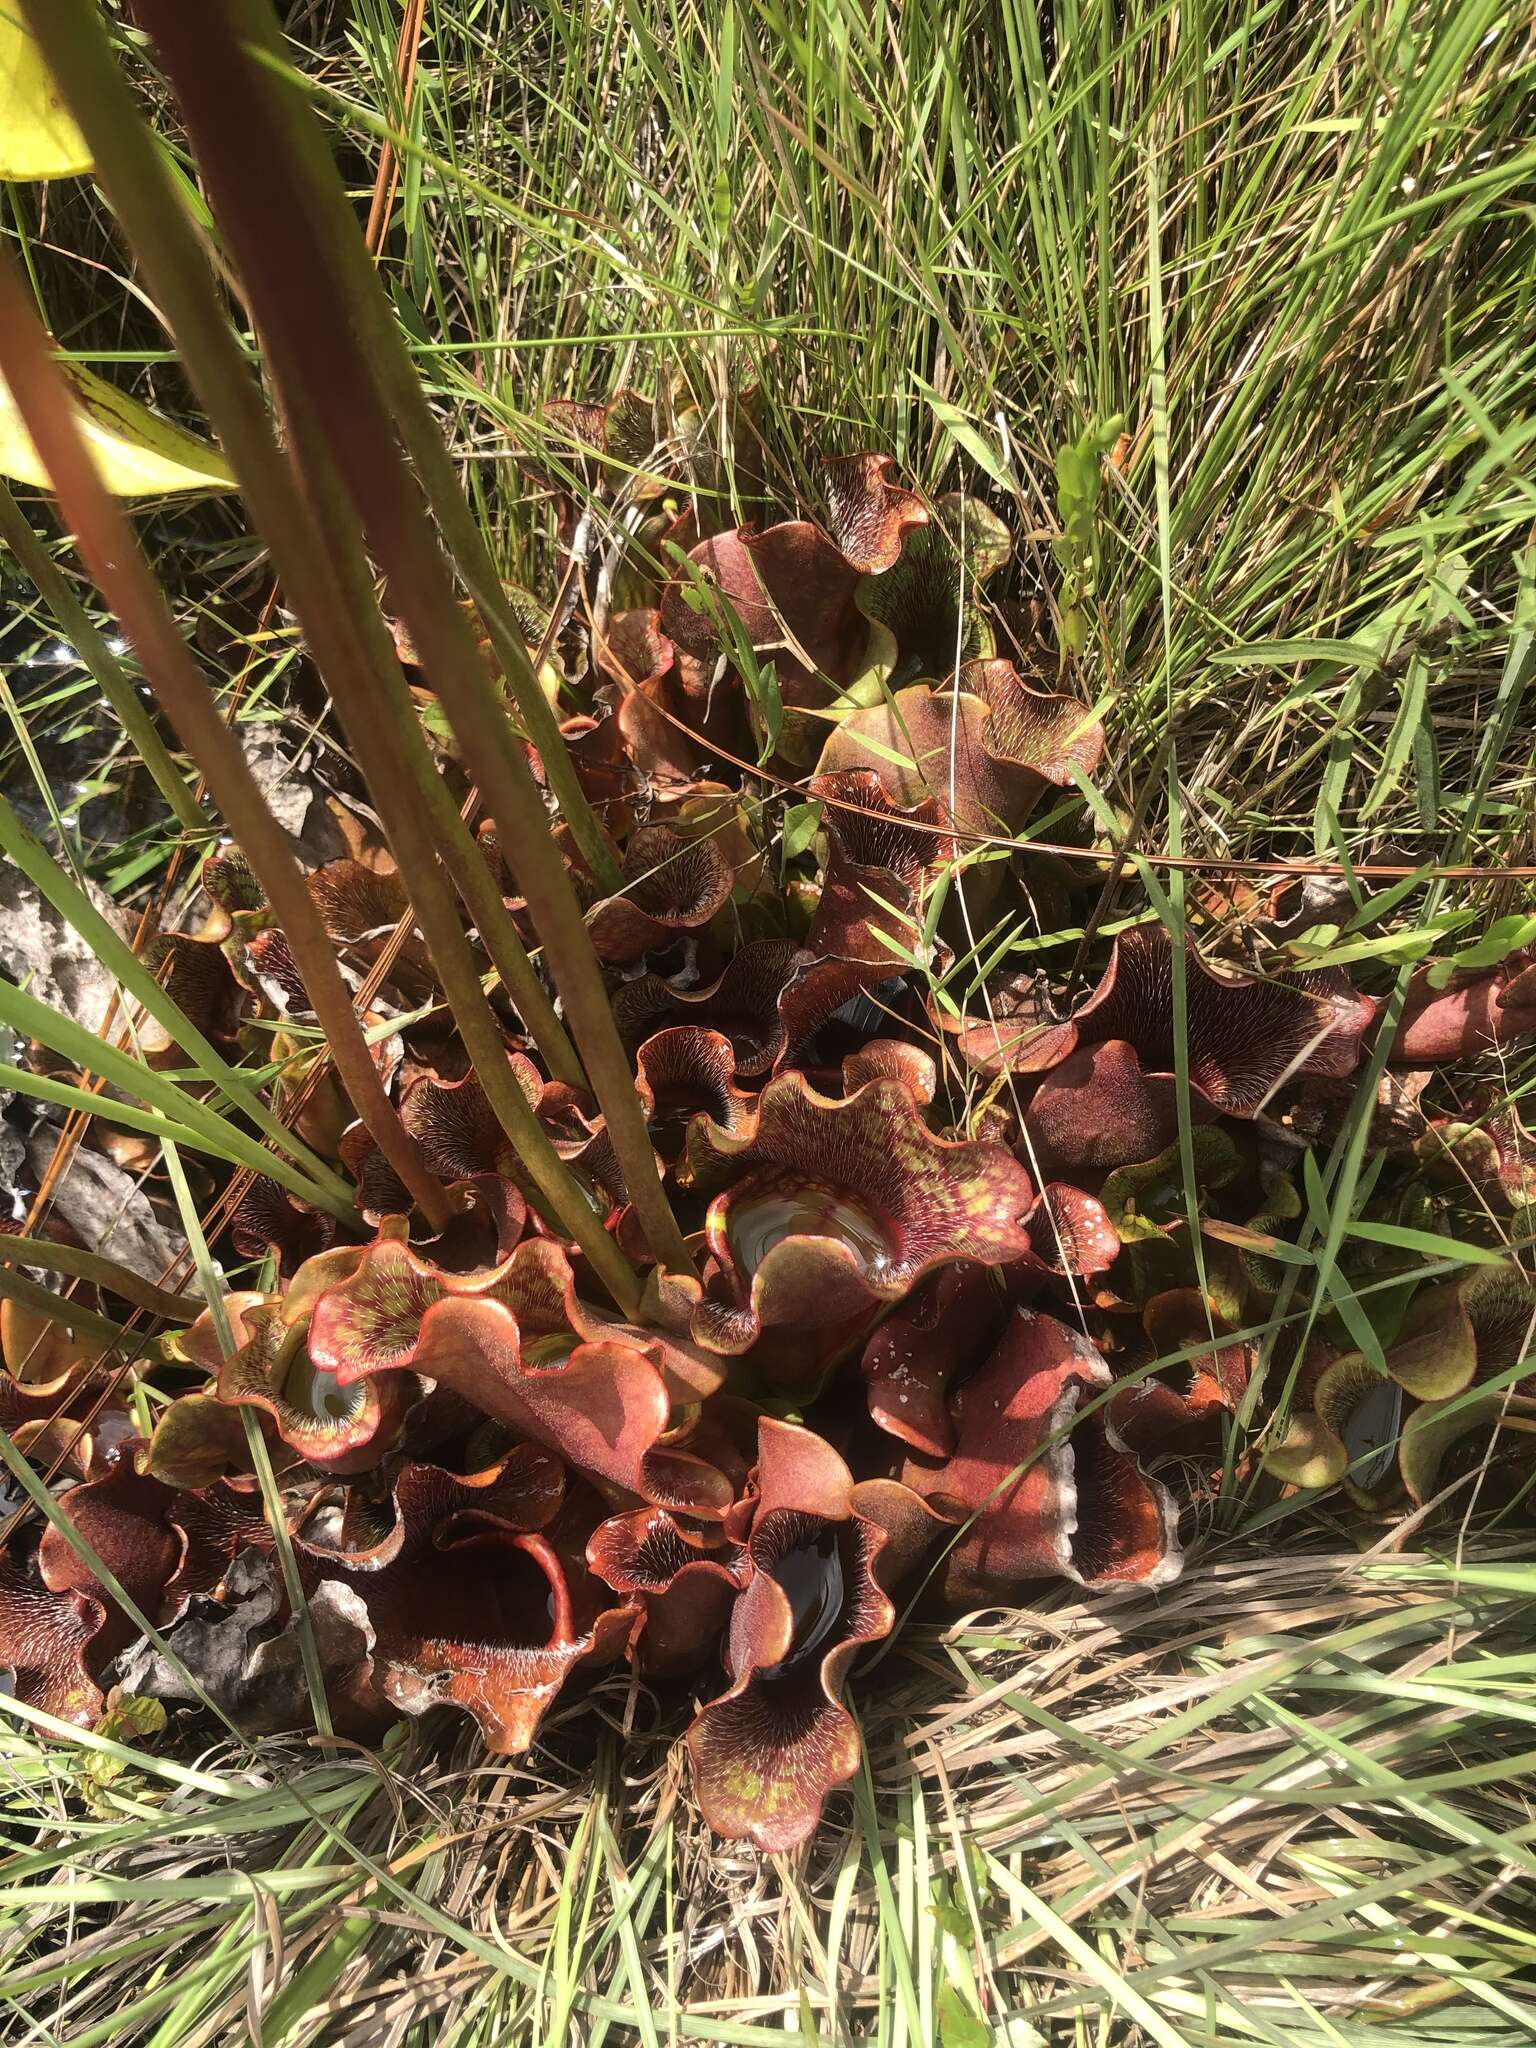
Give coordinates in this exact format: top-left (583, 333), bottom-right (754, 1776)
top-left (0, 239), bottom-right (452, 1230)
top-left (17, 0), bottom-right (583, 1094)
top-left (215, 2), bottom-right (624, 900)
top-left (123, 0), bottom-right (694, 1277)
top-left (14, 0), bottom-right (629, 1270)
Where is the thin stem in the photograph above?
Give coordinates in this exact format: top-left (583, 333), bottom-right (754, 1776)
top-left (0, 1267), bottom-right (137, 1356)
top-left (21, 0), bottom-right (583, 1096)
top-left (0, 478), bottom-right (207, 834)
top-left (409, 768), bottom-right (586, 1089)
top-left (19, 0), bottom-right (625, 1291)
top-left (270, 146), bottom-right (626, 888)
top-left (214, 1), bottom-right (625, 901)
top-left (372, 342), bottom-right (626, 897)
top-left (134, 0), bottom-right (695, 1278)
top-left (0, 240), bottom-right (451, 1231)
top-left (217, 2), bottom-right (626, 897)
top-left (278, 390), bottom-right (642, 1307)
top-left (279, 415), bottom-right (583, 1089)
top-left (0, 1233), bottom-right (198, 1322)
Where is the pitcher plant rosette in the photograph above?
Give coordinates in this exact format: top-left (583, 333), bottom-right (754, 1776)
top-left (2, 18), bottom-right (1534, 1846)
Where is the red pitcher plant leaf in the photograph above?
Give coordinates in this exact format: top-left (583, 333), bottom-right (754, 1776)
top-left (213, 1301), bottom-right (415, 1476)
top-left (163, 1478), bottom-right (274, 1606)
top-left (139, 932), bottom-right (246, 1066)
top-left (175, 1254), bottom-right (415, 1478)
top-left (585, 823), bottom-right (738, 965)
top-left (399, 1056), bottom-right (548, 1183)
top-left (840, 1038), bottom-right (938, 1105)
top-left (1025, 1037), bottom-right (1211, 1176)
top-left (935, 970), bottom-right (1079, 1081)
top-left (634, 1027), bottom-right (757, 1167)
top-left (601, 607), bottom-right (704, 787)
top-left (0, 1442), bottom-right (269, 1725)
top-left (1415, 1088), bottom-right (1536, 1212)
top-left (820, 452), bottom-right (928, 575)
top-left (408, 1311), bottom-right (732, 1516)
top-left (306, 858), bottom-right (437, 1002)
top-left (817, 665), bottom-right (1103, 842)
top-left (1021, 1183), bottom-right (1123, 1280)
top-left (862, 1265), bottom-right (1014, 1459)
top-left (1109, 1287), bottom-right (1255, 1464)
top-left (1069, 927), bottom-right (1375, 1115)
top-left (37, 1450), bottom-right (184, 1662)
top-left (1019, 932), bottom-right (1375, 1174)
top-left (296, 1448), bottom-right (632, 1752)
top-left (543, 386), bottom-right (665, 499)
top-left (659, 519), bottom-right (874, 761)
top-left (1264, 1261), bottom-right (1535, 1506)
top-left (614, 937), bottom-right (869, 1079)
top-left (0, 1544), bottom-right (105, 1727)
top-left (1393, 954), bottom-right (1536, 1064)
top-left (306, 1229), bottom-right (731, 1511)
top-left (900, 1308), bottom-right (1181, 1605)
top-left (802, 768), bottom-right (949, 972)
top-left (230, 1175), bottom-right (338, 1278)
top-left (529, 709), bottom-right (636, 840)
top-left (679, 1070), bottom-right (1036, 1385)
top-left (684, 1417), bottom-right (945, 1850)
top-left (585, 1503), bottom-right (750, 1673)
top-left (853, 492), bottom-right (1012, 677)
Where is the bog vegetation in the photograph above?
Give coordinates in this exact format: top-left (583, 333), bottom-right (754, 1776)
top-left (0, 1), bottom-right (1533, 2042)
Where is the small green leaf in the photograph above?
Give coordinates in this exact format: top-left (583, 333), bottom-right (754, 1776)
top-left (937, 1981), bottom-right (990, 2048)
top-left (781, 800), bottom-right (823, 859)
top-left (1344, 1221), bottom-right (1509, 1267)
top-left (1210, 637), bottom-right (1386, 670)
top-left (1443, 913), bottom-right (1536, 976)
top-left (914, 377), bottom-right (1014, 492)
top-left (929, 1899), bottom-right (970, 1942)
top-left (1328, 1281), bottom-right (1389, 1372)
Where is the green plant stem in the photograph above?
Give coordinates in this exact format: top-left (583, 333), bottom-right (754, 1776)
top-left (0, 1233), bottom-right (198, 1322)
top-left (19, 0), bottom-right (583, 1104)
top-left (0, 1267), bottom-right (139, 1356)
top-left (244, 50), bottom-right (623, 896)
top-left (0, 478), bottom-right (206, 834)
top-left (0, 239), bottom-right (451, 1232)
top-left (370, 343), bottom-right (627, 896)
top-left (409, 767), bottom-right (585, 1089)
top-left (269, 400), bottom-right (642, 1305)
top-left (15, 0), bottom-right (627, 1288)
top-left (0, 1060), bottom-right (244, 1167)
top-left (0, 976), bottom-right (354, 1213)
top-left (278, 412), bottom-right (582, 1088)
top-left (133, 0), bottom-right (694, 1278)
